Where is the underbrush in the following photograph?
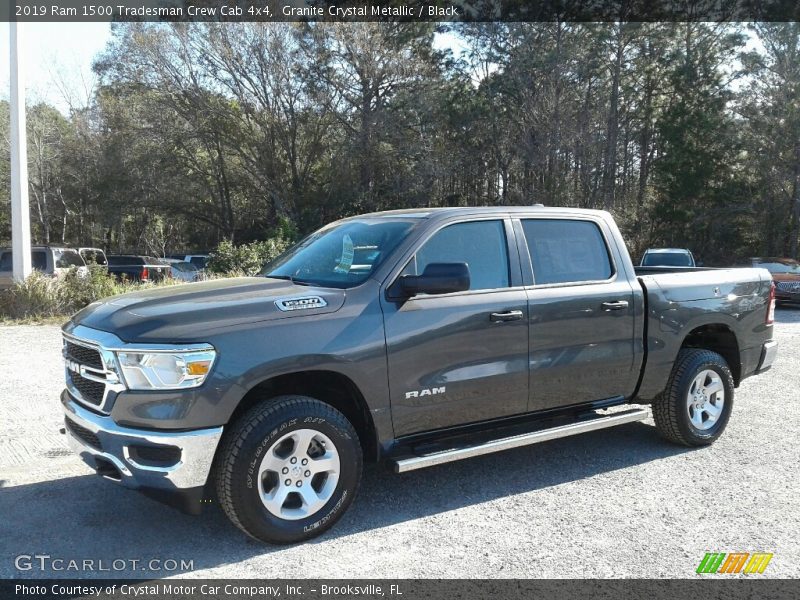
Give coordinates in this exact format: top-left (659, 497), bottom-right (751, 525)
top-left (0, 268), bottom-right (183, 321)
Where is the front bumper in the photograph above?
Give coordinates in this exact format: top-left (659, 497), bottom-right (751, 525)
top-left (61, 390), bottom-right (223, 514)
top-left (776, 292), bottom-right (800, 302)
top-left (757, 341), bottom-right (778, 373)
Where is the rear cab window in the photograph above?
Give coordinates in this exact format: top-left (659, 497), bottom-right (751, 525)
top-left (0, 250), bottom-right (48, 271)
top-left (642, 252), bottom-right (693, 267)
top-left (521, 219), bottom-right (614, 285)
top-left (108, 256), bottom-right (145, 266)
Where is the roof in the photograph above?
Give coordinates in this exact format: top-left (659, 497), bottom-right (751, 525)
top-left (351, 205), bottom-right (608, 220)
top-left (750, 257), bottom-right (800, 263)
top-left (0, 245), bottom-right (76, 252)
top-left (643, 248), bottom-right (692, 254)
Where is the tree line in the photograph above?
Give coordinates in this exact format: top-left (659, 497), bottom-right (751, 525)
top-left (1, 22), bottom-right (799, 265)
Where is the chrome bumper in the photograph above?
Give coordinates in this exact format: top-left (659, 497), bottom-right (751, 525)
top-left (61, 391), bottom-right (223, 491)
top-left (758, 340), bottom-right (778, 372)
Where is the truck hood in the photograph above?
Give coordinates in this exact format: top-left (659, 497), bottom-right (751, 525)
top-left (66, 277), bottom-right (346, 343)
top-left (771, 273), bottom-right (800, 282)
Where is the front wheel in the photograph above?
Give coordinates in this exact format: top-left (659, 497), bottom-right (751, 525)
top-left (215, 395), bottom-right (362, 544)
top-left (652, 349), bottom-right (734, 446)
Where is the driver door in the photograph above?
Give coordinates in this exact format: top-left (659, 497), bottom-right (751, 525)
top-left (381, 219), bottom-right (530, 437)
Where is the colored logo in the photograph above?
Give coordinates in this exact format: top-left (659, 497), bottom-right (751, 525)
top-left (697, 552), bottom-right (773, 574)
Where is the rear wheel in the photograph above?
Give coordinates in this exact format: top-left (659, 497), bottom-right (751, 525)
top-left (215, 395), bottom-right (362, 544)
top-left (652, 349), bottom-right (734, 446)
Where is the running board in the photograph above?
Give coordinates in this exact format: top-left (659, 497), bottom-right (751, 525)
top-left (390, 407), bottom-right (649, 473)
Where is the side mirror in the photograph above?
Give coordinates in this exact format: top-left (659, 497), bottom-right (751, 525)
top-left (397, 263), bottom-right (470, 298)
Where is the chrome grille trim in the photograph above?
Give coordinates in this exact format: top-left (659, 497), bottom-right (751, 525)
top-left (62, 329), bottom-right (127, 414)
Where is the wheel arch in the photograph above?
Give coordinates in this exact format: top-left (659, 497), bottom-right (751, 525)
top-left (680, 323), bottom-right (741, 385)
top-left (228, 370), bottom-right (379, 463)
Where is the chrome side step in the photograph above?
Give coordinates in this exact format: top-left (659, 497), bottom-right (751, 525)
top-left (391, 407), bottom-right (649, 473)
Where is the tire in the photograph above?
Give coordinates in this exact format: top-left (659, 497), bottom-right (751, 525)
top-left (652, 349), bottom-right (734, 446)
top-left (215, 395), bottom-right (362, 544)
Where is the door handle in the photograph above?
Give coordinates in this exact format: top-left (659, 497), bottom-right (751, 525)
top-left (490, 310), bottom-right (524, 322)
top-left (601, 300), bottom-right (629, 311)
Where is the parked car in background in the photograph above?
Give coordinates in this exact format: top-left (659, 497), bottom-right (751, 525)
top-left (640, 248), bottom-right (696, 267)
top-left (106, 255), bottom-right (171, 282)
top-left (0, 246), bottom-right (87, 289)
top-left (741, 257), bottom-right (800, 304)
top-left (78, 247), bottom-right (108, 267)
top-left (163, 258), bottom-right (202, 282)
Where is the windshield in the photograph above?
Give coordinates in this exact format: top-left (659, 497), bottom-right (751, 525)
top-left (263, 219), bottom-right (418, 288)
top-left (756, 260), bottom-right (800, 274)
top-left (172, 262), bottom-right (198, 272)
top-left (55, 250), bottom-right (86, 268)
top-left (642, 251), bottom-right (693, 267)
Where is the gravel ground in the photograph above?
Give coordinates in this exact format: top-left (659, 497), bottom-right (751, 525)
top-left (1, 310), bottom-right (798, 579)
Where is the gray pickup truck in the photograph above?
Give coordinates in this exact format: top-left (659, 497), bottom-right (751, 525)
top-left (60, 207), bottom-right (778, 544)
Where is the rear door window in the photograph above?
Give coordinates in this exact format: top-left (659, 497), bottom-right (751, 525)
top-left (521, 219), bottom-right (614, 285)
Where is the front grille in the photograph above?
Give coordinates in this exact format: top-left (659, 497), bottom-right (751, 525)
top-left (65, 341), bottom-right (103, 369)
top-left (776, 281), bottom-right (800, 293)
top-left (65, 417), bottom-right (101, 450)
top-left (68, 371), bottom-right (105, 406)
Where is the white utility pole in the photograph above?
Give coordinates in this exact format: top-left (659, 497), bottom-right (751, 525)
top-left (10, 21), bottom-right (32, 282)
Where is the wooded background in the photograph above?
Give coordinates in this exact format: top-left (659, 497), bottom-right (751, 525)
top-left (1, 22), bottom-right (799, 265)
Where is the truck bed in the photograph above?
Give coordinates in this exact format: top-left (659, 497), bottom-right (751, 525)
top-left (634, 266), bottom-right (774, 400)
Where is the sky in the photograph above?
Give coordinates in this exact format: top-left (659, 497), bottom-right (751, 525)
top-left (0, 22), bottom-right (112, 113)
top-left (0, 23), bottom-right (763, 115)
top-left (0, 23), bottom-right (466, 114)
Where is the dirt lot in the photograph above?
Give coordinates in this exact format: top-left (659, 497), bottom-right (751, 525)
top-left (1, 310), bottom-right (799, 579)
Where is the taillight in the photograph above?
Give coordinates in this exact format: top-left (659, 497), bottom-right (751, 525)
top-left (141, 266), bottom-right (149, 281)
top-left (766, 282), bottom-right (775, 325)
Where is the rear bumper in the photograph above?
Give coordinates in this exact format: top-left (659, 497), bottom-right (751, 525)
top-left (757, 341), bottom-right (778, 373)
top-left (61, 390), bottom-right (223, 514)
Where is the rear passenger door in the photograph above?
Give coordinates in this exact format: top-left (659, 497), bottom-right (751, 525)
top-left (382, 218), bottom-right (530, 437)
top-left (517, 218), bottom-right (639, 412)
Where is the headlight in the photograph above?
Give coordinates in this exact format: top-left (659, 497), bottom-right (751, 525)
top-left (115, 349), bottom-right (216, 390)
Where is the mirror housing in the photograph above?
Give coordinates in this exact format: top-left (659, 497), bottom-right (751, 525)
top-left (397, 262), bottom-right (470, 298)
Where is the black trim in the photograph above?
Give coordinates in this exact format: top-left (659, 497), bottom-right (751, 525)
top-left (392, 395), bottom-right (627, 448)
top-left (138, 485), bottom-right (209, 516)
